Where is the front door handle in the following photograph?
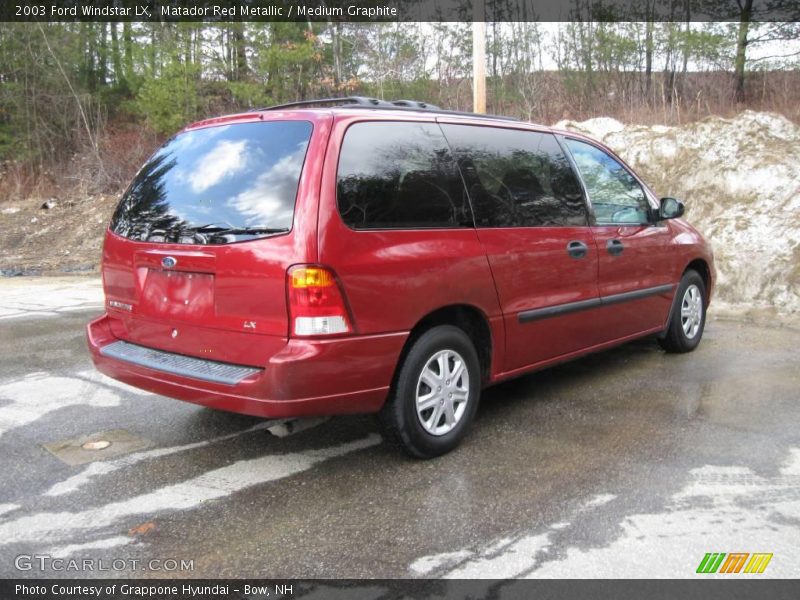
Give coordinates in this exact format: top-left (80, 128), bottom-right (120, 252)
top-left (606, 239), bottom-right (624, 256)
top-left (567, 240), bottom-right (589, 259)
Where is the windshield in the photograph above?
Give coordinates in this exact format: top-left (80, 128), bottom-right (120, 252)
top-left (110, 120), bottom-right (313, 244)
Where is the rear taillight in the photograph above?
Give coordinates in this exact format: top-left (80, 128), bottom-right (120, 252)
top-left (287, 265), bottom-right (352, 336)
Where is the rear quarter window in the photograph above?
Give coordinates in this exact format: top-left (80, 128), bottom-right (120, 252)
top-left (336, 121), bottom-right (471, 229)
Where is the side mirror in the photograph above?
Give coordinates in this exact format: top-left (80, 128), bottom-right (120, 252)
top-left (659, 197), bottom-right (685, 220)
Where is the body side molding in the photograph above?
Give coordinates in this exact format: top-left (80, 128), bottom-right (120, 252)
top-left (518, 283), bottom-right (675, 324)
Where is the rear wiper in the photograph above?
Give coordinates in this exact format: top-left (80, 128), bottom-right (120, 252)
top-left (189, 224), bottom-right (289, 236)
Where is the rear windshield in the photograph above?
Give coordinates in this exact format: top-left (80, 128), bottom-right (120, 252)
top-left (111, 120), bottom-right (313, 244)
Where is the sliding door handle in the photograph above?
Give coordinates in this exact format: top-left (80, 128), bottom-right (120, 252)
top-left (567, 240), bottom-right (589, 259)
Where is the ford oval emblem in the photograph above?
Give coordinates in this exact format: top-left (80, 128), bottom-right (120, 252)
top-left (162, 256), bottom-right (177, 269)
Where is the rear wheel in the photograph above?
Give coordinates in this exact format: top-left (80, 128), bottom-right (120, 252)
top-left (380, 325), bottom-right (481, 458)
top-left (659, 270), bottom-right (706, 353)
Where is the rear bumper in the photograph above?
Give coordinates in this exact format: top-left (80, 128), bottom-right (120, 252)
top-left (86, 314), bottom-right (406, 418)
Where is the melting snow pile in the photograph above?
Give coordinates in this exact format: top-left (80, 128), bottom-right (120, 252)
top-left (555, 111), bottom-right (800, 316)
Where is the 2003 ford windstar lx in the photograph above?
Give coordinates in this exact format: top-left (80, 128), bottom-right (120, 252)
top-left (87, 96), bottom-right (715, 458)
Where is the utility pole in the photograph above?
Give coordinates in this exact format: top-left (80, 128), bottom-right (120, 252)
top-left (473, 0), bottom-right (486, 114)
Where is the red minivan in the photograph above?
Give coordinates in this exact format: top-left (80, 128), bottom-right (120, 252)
top-left (87, 97), bottom-right (714, 457)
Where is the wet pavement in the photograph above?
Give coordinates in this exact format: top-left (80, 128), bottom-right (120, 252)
top-left (1, 282), bottom-right (799, 579)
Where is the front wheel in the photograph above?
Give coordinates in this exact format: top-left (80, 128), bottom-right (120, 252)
top-left (379, 325), bottom-right (481, 458)
top-left (659, 270), bottom-right (707, 353)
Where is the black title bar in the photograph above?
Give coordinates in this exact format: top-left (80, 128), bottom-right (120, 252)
top-left (2, 0), bottom-right (799, 22)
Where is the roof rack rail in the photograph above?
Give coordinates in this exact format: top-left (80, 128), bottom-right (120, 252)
top-left (251, 96), bottom-right (520, 123)
top-left (391, 99), bottom-right (441, 110)
top-left (252, 96), bottom-right (393, 112)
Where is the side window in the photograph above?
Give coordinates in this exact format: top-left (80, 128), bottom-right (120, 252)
top-left (564, 139), bottom-right (650, 225)
top-left (336, 122), bottom-right (470, 229)
top-left (440, 124), bottom-right (587, 228)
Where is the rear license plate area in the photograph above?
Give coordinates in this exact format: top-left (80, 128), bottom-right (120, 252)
top-left (138, 269), bottom-right (215, 320)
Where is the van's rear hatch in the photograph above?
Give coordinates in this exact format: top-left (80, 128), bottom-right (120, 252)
top-left (101, 113), bottom-right (326, 367)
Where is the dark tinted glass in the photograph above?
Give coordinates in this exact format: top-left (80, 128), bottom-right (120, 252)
top-left (337, 122), bottom-right (471, 229)
top-left (440, 125), bottom-right (587, 228)
top-left (564, 139), bottom-right (650, 225)
top-left (111, 120), bottom-right (312, 244)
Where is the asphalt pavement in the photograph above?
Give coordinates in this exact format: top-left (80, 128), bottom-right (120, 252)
top-left (1, 278), bottom-right (798, 579)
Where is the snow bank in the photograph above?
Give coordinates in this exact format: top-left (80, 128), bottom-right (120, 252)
top-left (555, 111), bottom-right (800, 316)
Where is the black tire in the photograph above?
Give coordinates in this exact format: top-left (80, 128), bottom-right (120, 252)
top-left (659, 270), bottom-right (707, 353)
top-left (379, 325), bottom-right (481, 459)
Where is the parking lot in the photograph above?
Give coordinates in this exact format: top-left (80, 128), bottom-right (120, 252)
top-left (1, 278), bottom-right (798, 578)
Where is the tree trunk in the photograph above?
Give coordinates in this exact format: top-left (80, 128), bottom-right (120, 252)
top-left (225, 27), bottom-right (233, 81)
top-left (645, 18), bottom-right (653, 101)
top-left (98, 22), bottom-right (108, 86)
top-left (186, 25), bottom-right (193, 68)
top-left (122, 22), bottom-right (134, 82)
top-left (231, 22), bottom-right (248, 81)
top-left (677, 0), bottom-right (691, 101)
top-left (87, 23), bottom-right (97, 92)
top-left (110, 23), bottom-right (123, 86)
top-left (734, 0), bottom-right (754, 104)
top-left (581, 21), bottom-right (594, 103)
top-left (331, 21), bottom-right (341, 88)
top-left (149, 25), bottom-right (157, 76)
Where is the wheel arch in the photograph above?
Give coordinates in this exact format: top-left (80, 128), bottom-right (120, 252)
top-left (684, 258), bottom-right (712, 303)
top-left (391, 304), bottom-right (494, 390)
top-left (660, 259), bottom-right (711, 339)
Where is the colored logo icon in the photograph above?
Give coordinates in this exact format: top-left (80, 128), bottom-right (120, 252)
top-left (696, 553), bottom-right (773, 574)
